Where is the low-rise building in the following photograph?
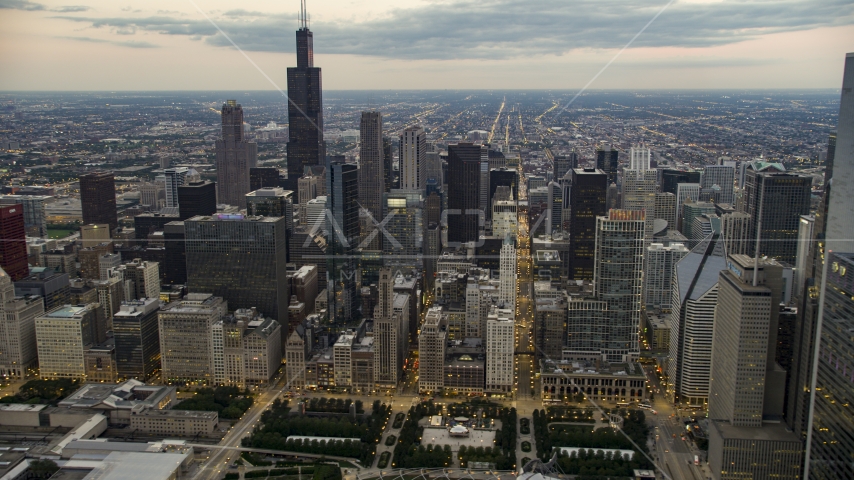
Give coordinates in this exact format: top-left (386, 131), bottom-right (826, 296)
top-left (540, 359), bottom-right (648, 403)
top-left (129, 409), bottom-right (218, 436)
top-left (57, 380), bottom-right (176, 426)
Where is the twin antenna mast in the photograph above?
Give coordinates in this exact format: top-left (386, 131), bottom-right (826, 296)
top-left (299, 0), bottom-right (310, 29)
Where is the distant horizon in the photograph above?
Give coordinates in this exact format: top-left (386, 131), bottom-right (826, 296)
top-left (0, 88), bottom-right (843, 93)
top-left (1, 1), bottom-right (851, 90)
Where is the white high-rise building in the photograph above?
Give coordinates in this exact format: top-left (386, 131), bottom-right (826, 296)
top-left (794, 214), bottom-right (815, 299)
top-left (418, 307), bottom-right (446, 393)
top-left (485, 307), bottom-right (514, 394)
top-left (629, 144), bottom-right (651, 171)
top-left (35, 304), bottom-right (102, 380)
top-left (373, 268), bottom-right (409, 390)
top-left (499, 236), bottom-right (516, 310)
top-left (0, 267), bottom-right (43, 378)
top-left (666, 235), bottom-right (726, 407)
top-left (297, 173), bottom-right (319, 226)
top-left (159, 293), bottom-right (226, 385)
top-left (400, 126), bottom-right (426, 191)
top-left (644, 242), bottom-right (689, 311)
top-left (333, 334), bottom-right (354, 388)
top-left (709, 255), bottom-right (782, 427)
top-left (164, 167), bottom-right (199, 208)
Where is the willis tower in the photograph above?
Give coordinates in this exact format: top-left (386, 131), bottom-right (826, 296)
top-left (286, 0), bottom-right (324, 192)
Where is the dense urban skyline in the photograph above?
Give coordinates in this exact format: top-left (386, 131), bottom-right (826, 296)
top-left (0, 2), bottom-right (851, 479)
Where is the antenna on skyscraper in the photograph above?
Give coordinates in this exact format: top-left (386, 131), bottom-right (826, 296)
top-left (300, 0), bottom-right (307, 29)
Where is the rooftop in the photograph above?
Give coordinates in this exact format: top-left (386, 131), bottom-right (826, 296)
top-left (44, 305), bottom-right (92, 318)
top-left (81, 451), bottom-right (190, 480)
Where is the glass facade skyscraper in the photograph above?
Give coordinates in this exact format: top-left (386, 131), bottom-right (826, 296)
top-left (185, 215), bottom-right (289, 324)
top-left (326, 159), bottom-right (359, 323)
top-left (285, 15), bottom-right (324, 191)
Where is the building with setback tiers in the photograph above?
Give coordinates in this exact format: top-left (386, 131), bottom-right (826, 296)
top-left (285, 7), bottom-right (324, 191)
top-left (185, 214), bottom-right (288, 324)
top-left (707, 255), bottom-right (801, 480)
top-left (400, 126), bottom-right (426, 191)
top-left (215, 101), bottom-right (257, 209)
top-left (0, 267), bottom-right (43, 378)
top-left (418, 307), bottom-right (446, 393)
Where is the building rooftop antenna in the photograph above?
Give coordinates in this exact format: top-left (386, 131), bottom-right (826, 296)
top-left (300, 0), bottom-right (307, 29)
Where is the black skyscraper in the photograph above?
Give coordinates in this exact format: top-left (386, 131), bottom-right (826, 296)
top-left (80, 171), bottom-right (117, 231)
top-left (383, 137), bottom-right (397, 192)
top-left (177, 181), bottom-right (217, 221)
top-left (745, 172), bottom-right (812, 264)
top-left (447, 143), bottom-right (484, 245)
top-left (661, 169), bottom-right (702, 195)
top-left (569, 168), bottom-right (608, 280)
top-left (285, 5), bottom-right (324, 191)
top-left (326, 159), bottom-right (360, 323)
top-left (489, 168), bottom-right (519, 202)
top-left (250, 167), bottom-right (281, 190)
top-left (596, 147), bottom-right (619, 186)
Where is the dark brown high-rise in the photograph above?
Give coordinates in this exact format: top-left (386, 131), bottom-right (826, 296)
top-left (216, 101), bottom-right (257, 209)
top-left (285, 2), bottom-right (324, 191)
top-left (79, 171), bottom-right (117, 231)
top-left (447, 143), bottom-right (484, 245)
top-left (0, 204), bottom-right (28, 280)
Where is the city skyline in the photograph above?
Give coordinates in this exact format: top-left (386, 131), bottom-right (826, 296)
top-left (0, 0), bottom-right (851, 90)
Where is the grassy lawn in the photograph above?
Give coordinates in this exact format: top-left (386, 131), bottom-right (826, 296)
top-left (521, 441), bottom-right (531, 452)
top-left (47, 228), bottom-right (76, 239)
top-left (377, 452), bottom-right (390, 469)
top-left (385, 435), bottom-right (396, 446)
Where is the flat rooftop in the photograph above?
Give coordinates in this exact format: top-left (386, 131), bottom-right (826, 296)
top-left (712, 420), bottom-right (800, 443)
top-left (45, 305), bottom-right (90, 318)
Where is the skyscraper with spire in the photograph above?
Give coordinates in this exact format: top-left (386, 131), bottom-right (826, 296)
top-left (286, 0), bottom-right (324, 191)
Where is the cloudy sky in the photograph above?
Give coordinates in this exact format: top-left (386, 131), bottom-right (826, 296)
top-left (1, 0), bottom-right (852, 90)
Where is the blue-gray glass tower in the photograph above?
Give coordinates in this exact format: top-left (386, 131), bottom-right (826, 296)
top-left (326, 159), bottom-right (359, 323)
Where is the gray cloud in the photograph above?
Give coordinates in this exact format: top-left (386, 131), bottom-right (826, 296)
top-left (0, 0), bottom-right (44, 11)
top-left (52, 0), bottom-right (854, 60)
top-left (52, 5), bottom-right (89, 12)
top-left (58, 36), bottom-right (159, 48)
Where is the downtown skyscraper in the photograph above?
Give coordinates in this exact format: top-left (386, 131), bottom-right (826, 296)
top-left (359, 111), bottom-right (384, 251)
top-left (400, 125), bottom-right (426, 191)
top-left (80, 171), bottom-right (117, 231)
top-left (326, 159), bottom-right (360, 323)
top-left (285, 3), bottom-right (324, 191)
top-left (447, 143), bottom-right (485, 245)
top-left (216, 101), bottom-right (257, 209)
